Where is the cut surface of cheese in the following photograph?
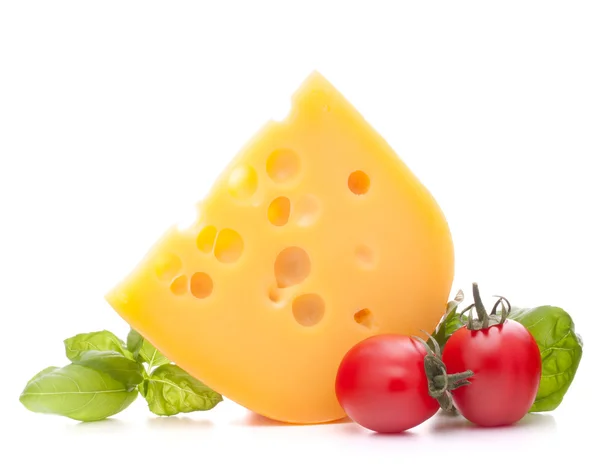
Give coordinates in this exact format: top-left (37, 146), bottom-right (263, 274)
top-left (106, 72), bottom-right (454, 424)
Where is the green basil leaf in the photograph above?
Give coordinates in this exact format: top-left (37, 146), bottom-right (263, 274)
top-left (127, 328), bottom-right (170, 368)
top-left (139, 379), bottom-right (149, 398)
top-left (64, 330), bottom-right (133, 362)
top-left (19, 364), bottom-right (138, 422)
top-left (140, 341), bottom-right (170, 368)
top-left (72, 350), bottom-right (144, 389)
top-left (143, 365), bottom-right (222, 416)
top-left (510, 305), bottom-right (583, 412)
top-left (126, 328), bottom-right (144, 360)
top-left (429, 290), bottom-right (465, 351)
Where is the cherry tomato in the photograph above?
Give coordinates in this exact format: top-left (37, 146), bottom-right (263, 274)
top-left (442, 320), bottom-right (541, 427)
top-left (335, 334), bottom-right (439, 433)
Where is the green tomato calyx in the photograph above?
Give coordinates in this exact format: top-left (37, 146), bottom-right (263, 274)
top-left (461, 282), bottom-right (511, 330)
top-left (414, 334), bottom-right (473, 412)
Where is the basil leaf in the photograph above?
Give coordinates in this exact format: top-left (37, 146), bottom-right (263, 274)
top-left (19, 364), bottom-right (138, 421)
top-left (139, 379), bottom-right (149, 398)
top-left (65, 330), bottom-right (133, 362)
top-left (141, 341), bottom-right (170, 369)
top-left (72, 350), bottom-right (144, 389)
top-left (127, 328), bottom-right (170, 368)
top-left (510, 305), bottom-right (583, 412)
top-left (429, 290), bottom-right (465, 351)
top-left (143, 365), bottom-right (222, 416)
top-left (126, 328), bottom-right (144, 360)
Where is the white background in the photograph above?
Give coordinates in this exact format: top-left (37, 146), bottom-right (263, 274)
top-left (1, 1), bottom-right (599, 464)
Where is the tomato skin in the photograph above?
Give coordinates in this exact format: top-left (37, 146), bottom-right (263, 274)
top-left (335, 334), bottom-right (439, 433)
top-left (442, 320), bottom-right (541, 427)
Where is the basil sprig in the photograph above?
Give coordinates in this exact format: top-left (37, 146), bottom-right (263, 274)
top-left (20, 329), bottom-right (222, 422)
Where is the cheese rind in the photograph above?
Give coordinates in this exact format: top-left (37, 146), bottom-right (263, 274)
top-left (106, 72), bottom-right (454, 423)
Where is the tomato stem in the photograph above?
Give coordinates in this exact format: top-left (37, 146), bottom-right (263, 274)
top-left (433, 370), bottom-right (474, 390)
top-left (461, 283), bottom-right (512, 330)
top-left (472, 283), bottom-right (489, 328)
top-left (414, 335), bottom-right (474, 412)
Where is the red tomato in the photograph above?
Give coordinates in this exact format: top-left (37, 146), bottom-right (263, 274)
top-left (335, 334), bottom-right (439, 433)
top-left (442, 320), bottom-right (541, 427)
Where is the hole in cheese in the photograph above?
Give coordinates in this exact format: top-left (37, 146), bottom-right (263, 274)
top-left (214, 229), bottom-right (244, 263)
top-left (266, 149), bottom-right (300, 183)
top-left (268, 283), bottom-right (291, 306)
top-left (274, 247), bottom-right (311, 288)
top-left (268, 285), bottom-right (283, 303)
top-left (348, 170), bottom-right (370, 195)
top-left (293, 194), bottom-right (320, 227)
top-left (268, 283), bottom-right (294, 308)
top-left (268, 196), bottom-right (291, 226)
top-left (155, 252), bottom-right (182, 282)
top-left (170, 275), bottom-right (188, 295)
top-left (292, 293), bottom-right (325, 327)
top-left (354, 308), bottom-right (376, 329)
top-left (190, 272), bottom-right (213, 299)
top-left (228, 165), bottom-right (258, 200)
top-left (355, 244), bottom-right (375, 268)
top-left (196, 226), bottom-right (217, 253)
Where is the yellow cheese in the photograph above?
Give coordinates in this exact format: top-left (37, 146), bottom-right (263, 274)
top-left (106, 72), bottom-right (454, 424)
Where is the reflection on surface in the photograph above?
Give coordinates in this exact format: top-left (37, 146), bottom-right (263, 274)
top-left (66, 414), bottom-right (216, 433)
top-left (335, 419), bottom-right (420, 439)
top-left (430, 412), bottom-right (557, 434)
top-left (67, 418), bottom-right (130, 433)
top-left (237, 411), bottom-right (295, 427)
top-left (234, 411), bottom-right (353, 427)
top-left (62, 408), bottom-right (558, 438)
top-left (146, 416), bottom-right (214, 430)
top-left (330, 412), bottom-right (557, 439)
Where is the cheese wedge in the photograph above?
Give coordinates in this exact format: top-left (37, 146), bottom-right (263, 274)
top-left (106, 72), bottom-right (454, 423)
